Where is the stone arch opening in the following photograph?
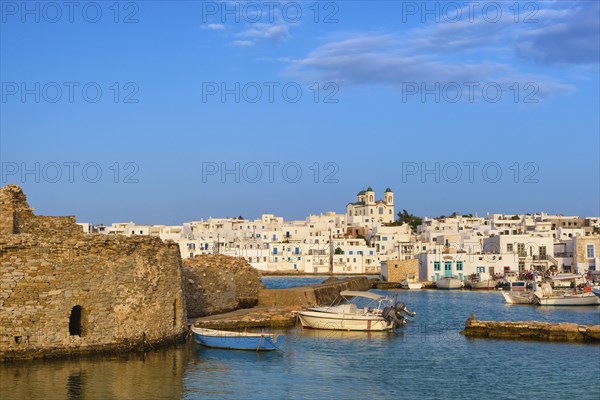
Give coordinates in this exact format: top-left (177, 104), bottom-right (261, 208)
top-left (69, 305), bottom-right (82, 336)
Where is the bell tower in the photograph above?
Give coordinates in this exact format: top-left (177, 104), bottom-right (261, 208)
top-left (384, 187), bottom-right (394, 206)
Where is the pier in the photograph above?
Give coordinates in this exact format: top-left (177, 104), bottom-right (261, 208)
top-left (461, 315), bottom-right (600, 343)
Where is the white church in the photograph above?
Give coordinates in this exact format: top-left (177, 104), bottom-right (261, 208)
top-left (346, 187), bottom-right (395, 225)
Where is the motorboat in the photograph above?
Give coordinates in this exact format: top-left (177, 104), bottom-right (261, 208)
top-left (534, 283), bottom-right (600, 306)
top-left (191, 327), bottom-right (284, 351)
top-left (401, 274), bottom-right (422, 290)
top-left (298, 290), bottom-right (415, 331)
top-left (436, 276), bottom-right (462, 290)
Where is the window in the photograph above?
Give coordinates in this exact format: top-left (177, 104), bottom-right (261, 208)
top-left (370, 209), bottom-right (373, 215)
top-left (349, 251), bottom-right (353, 255)
top-left (444, 262), bottom-right (452, 271)
top-left (379, 207), bottom-right (383, 215)
top-left (477, 266), bottom-right (485, 273)
top-left (507, 243), bottom-right (513, 252)
top-left (587, 244), bottom-right (595, 258)
top-left (369, 251), bottom-right (374, 255)
top-left (139, 230), bottom-right (143, 234)
top-left (382, 236), bottom-right (388, 241)
top-left (456, 261), bottom-right (463, 271)
top-left (273, 248), bottom-right (278, 254)
top-left (295, 248), bottom-right (300, 254)
top-left (434, 262), bottom-right (441, 271)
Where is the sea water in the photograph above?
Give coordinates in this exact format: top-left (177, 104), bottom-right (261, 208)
top-left (1, 280), bottom-right (599, 400)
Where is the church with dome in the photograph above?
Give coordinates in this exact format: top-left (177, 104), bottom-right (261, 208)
top-left (346, 187), bottom-right (395, 225)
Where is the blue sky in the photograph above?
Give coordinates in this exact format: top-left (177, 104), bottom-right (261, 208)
top-left (1, 0), bottom-right (599, 224)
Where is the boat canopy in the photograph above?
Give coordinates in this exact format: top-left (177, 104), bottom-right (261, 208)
top-left (340, 290), bottom-right (385, 300)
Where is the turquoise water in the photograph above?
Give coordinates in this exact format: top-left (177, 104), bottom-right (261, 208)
top-left (2, 287), bottom-right (599, 399)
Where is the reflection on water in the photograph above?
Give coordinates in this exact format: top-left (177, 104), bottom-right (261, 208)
top-left (0, 345), bottom-right (189, 400)
top-left (2, 290), bottom-right (599, 400)
top-left (66, 372), bottom-right (84, 400)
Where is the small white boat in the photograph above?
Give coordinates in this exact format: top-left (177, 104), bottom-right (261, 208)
top-left (534, 283), bottom-right (600, 306)
top-left (401, 274), bottom-right (422, 290)
top-left (436, 277), bottom-right (462, 290)
top-left (501, 291), bottom-right (537, 304)
top-left (298, 290), bottom-right (415, 331)
top-left (191, 327), bottom-right (284, 351)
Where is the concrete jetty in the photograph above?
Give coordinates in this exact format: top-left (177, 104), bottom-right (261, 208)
top-left (190, 306), bottom-right (300, 330)
top-left (461, 315), bottom-right (600, 343)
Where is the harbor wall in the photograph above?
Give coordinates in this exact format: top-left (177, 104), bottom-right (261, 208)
top-left (257, 277), bottom-right (370, 307)
top-left (461, 315), bottom-right (600, 343)
top-left (0, 185), bottom-right (188, 361)
top-left (182, 254), bottom-right (264, 318)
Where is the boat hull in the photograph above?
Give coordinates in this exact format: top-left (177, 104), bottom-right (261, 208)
top-left (502, 291), bottom-right (536, 304)
top-left (402, 282), bottom-right (423, 290)
top-left (468, 280), bottom-right (497, 290)
top-left (537, 294), bottom-right (600, 306)
top-left (592, 287), bottom-right (600, 298)
top-left (436, 278), bottom-right (462, 290)
top-left (191, 328), bottom-right (283, 351)
top-left (298, 311), bottom-right (394, 331)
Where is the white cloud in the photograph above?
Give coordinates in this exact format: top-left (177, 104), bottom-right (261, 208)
top-left (205, 23), bottom-right (225, 30)
top-left (284, 33), bottom-right (576, 98)
top-left (233, 40), bottom-right (255, 47)
top-left (239, 23), bottom-right (289, 42)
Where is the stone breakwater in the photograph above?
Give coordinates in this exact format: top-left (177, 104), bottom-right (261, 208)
top-left (0, 185), bottom-right (188, 361)
top-left (461, 315), bottom-right (600, 343)
top-left (257, 276), bottom-right (370, 307)
top-left (183, 254), bottom-right (264, 318)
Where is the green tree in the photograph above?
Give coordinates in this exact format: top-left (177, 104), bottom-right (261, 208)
top-left (391, 209), bottom-right (423, 232)
top-left (334, 247), bottom-right (343, 255)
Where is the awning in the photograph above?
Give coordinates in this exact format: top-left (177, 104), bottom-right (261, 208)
top-left (340, 290), bottom-right (385, 300)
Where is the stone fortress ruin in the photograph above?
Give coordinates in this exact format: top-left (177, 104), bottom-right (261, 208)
top-left (0, 184), bottom-right (188, 361)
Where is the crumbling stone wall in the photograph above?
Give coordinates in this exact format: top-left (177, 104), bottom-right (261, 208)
top-left (0, 185), bottom-right (187, 361)
top-left (183, 254), bottom-right (264, 318)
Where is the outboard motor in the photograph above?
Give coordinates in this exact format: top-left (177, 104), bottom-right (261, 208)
top-left (382, 306), bottom-right (405, 327)
top-left (395, 302), bottom-right (416, 318)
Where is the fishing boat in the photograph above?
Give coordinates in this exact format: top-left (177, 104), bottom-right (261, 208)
top-left (534, 283), bottom-right (600, 306)
top-left (401, 274), bottom-right (422, 290)
top-left (465, 272), bottom-right (496, 290)
top-left (436, 276), bottom-right (462, 290)
top-left (298, 290), bottom-right (415, 331)
top-left (191, 327), bottom-right (284, 351)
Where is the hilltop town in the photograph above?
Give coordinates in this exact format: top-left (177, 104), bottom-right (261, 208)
top-left (81, 187), bottom-right (600, 282)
